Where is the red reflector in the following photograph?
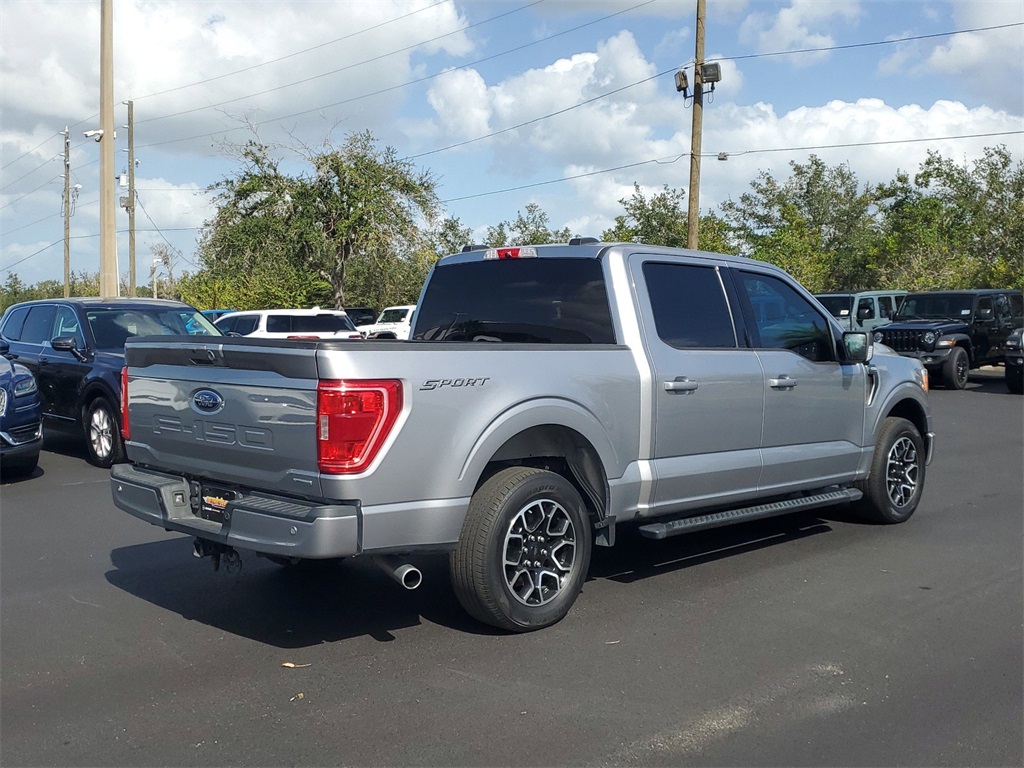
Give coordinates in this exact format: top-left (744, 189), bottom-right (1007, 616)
top-left (120, 366), bottom-right (130, 441)
top-left (496, 247), bottom-right (520, 259)
top-left (317, 379), bottom-right (402, 474)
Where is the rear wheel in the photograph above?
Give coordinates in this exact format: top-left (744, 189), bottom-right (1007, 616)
top-left (942, 346), bottom-right (969, 389)
top-left (854, 417), bottom-right (925, 524)
top-left (450, 467), bottom-right (592, 632)
top-left (85, 398), bottom-right (124, 468)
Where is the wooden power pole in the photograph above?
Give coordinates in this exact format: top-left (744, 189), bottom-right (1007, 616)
top-left (98, 0), bottom-right (118, 297)
top-left (686, 0), bottom-right (706, 250)
top-left (63, 127), bottom-right (70, 298)
top-left (125, 100), bottom-right (137, 295)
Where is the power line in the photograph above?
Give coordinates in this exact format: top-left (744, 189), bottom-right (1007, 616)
top-left (135, 193), bottom-right (199, 268)
top-left (136, 0), bottom-right (662, 150)
top-left (137, 0), bottom-right (545, 126)
top-left (0, 132), bottom-right (61, 172)
top-left (0, 176), bottom-right (62, 211)
top-left (440, 130), bottom-right (1024, 203)
top-left (134, 0), bottom-right (455, 102)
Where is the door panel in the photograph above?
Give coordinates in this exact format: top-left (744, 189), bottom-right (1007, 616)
top-left (733, 269), bottom-right (865, 492)
top-left (633, 258), bottom-right (764, 516)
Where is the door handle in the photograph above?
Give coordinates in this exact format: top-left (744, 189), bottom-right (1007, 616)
top-left (769, 376), bottom-right (798, 389)
top-left (664, 377), bottom-right (699, 393)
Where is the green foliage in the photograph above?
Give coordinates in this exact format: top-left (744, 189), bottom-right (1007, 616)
top-left (6, 145), bottom-right (1020, 309)
top-left (874, 146), bottom-right (1023, 290)
top-left (485, 203), bottom-right (572, 246)
top-left (600, 184), bottom-right (738, 255)
top-left (720, 155), bottom-right (880, 291)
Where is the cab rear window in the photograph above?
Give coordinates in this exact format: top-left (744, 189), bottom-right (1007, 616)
top-left (413, 258), bottom-right (615, 344)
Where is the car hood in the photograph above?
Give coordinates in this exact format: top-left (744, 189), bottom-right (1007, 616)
top-left (879, 318), bottom-right (968, 334)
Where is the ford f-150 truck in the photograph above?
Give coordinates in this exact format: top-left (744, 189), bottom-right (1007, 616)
top-left (111, 241), bottom-right (934, 632)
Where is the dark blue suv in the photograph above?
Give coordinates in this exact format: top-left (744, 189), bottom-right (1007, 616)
top-left (0, 298), bottom-right (220, 467)
top-left (0, 339), bottom-right (43, 477)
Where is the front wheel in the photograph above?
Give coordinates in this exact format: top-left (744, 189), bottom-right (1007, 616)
top-left (1007, 367), bottom-right (1023, 395)
top-left (854, 417), bottom-right (926, 524)
top-left (943, 346), bottom-right (969, 389)
top-left (85, 398), bottom-right (125, 468)
top-left (450, 467), bottom-right (592, 632)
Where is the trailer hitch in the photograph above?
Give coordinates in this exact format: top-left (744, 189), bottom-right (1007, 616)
top-left (193, 538), bottom-right (241, 573)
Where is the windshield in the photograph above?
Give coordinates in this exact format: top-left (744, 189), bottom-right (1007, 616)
top-left (87, 308), bottom-right (220, 350)
top-left (894, 293), bottom-right (974, 320)
top-left (816, 295), bottom-right (853, 317)
top-left (378, 308), bottom-right (409, 323)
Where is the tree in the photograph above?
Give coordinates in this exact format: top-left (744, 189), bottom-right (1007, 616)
top-left (720, 155), bottom-right (880, 291)
top-left (876, 145), bottom-right (1023, 289)
top-left (484, 203), bottom-right (572, 246)
top-left (191, 130), bottom-right (440, 310)
top-left (600, 183), bottom-right (737, 254)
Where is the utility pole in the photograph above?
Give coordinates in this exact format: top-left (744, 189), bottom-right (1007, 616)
top-left (98, 0), bottom-right (118, 297)
top-left (63, 127), bottom-right (71, 298)
top-left (123, 99), bottom-right (137, 295)
top-left (686, 0), bottom-right (706, 250)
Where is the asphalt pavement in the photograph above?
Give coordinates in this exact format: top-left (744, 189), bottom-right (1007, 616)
top-left (2, 368), bottom-right (1021, 767)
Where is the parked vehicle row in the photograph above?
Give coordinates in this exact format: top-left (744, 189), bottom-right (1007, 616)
top-left (0, 298), bottom-right (220, 467)
top-left (213, 308), bottom-right (363, 340)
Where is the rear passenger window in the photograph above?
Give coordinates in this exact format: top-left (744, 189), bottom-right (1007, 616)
top-left (235, 316), bottom-right (259, 335)
top-left (20, 305), bottom-right (57, 344)
top-left (1, 306), bottom-right (30, 341)
top-left (266, 316), bottom-right (291, 334)
top-left (643, 262), bottom-right (736, 348)
top-left (737, 272), bottom-right (833, 362)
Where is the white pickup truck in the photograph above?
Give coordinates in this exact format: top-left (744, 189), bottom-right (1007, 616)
top-left (111, 241), bottom-right (934, 631)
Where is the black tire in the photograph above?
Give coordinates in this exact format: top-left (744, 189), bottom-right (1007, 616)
top-left (942, 346), bottom-right (969, 389)
top-left (84, 398), bottom-right (124, 468)
top-left (1007, 368), bottom-right (1023, 395)
top-left (854, 417), bottom-right (926, 524)
top-left (450, 467), bottom-right (593, 632)
top-left (2, 453), bottom-right (39, 478)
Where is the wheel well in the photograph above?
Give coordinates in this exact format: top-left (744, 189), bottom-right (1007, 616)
top-left (478, 425), bottom-right (609, 529)
top-left (80, 385), bottom-right (119, 425)
top-left (885, 397), bottom-right (929, 446)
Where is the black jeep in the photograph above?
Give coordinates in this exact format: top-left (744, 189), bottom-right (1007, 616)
top-left (873, 289), bottom-right (1024, 389)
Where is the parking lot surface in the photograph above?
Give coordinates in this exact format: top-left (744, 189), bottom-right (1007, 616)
top-left (2, 369), bottom-right (1021, 766)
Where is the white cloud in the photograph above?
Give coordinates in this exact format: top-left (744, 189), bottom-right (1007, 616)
top-left (739, 0), bottom-right (862, 65)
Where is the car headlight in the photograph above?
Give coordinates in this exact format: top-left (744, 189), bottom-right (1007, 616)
top-left (13, 377), bottom-right (37, 396)
top-left (922, 331), bottom-right (936, 345)
top-left (872, 331), bottom-right (884, 343)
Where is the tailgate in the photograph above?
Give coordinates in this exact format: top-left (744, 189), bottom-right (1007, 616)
top-left (124, 336), bottom-right (323, 497)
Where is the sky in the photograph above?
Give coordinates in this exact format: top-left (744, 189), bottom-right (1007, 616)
top-left (1, 0), bottom-right (1022, 291)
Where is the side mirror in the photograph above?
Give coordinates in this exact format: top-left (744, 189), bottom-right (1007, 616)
top-left (0, 339), bottom-right (10, 359)
top-left (842, 331), bottom-right (872, 363)
top-left (51, 335), bottom-right (88, 362)
top-left (976, 307), bottom-right (993, 321)
top-left (857, 306), bottom-right (874, 320)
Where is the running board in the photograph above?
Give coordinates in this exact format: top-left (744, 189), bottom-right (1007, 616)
top-left (638, 488), bottom-right (863, 540)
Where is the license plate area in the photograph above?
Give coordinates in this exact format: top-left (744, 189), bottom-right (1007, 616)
top-left (199, 485), bottom-right (236, 524)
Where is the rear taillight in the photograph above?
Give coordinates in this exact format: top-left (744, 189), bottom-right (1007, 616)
top-left (317, 379), bottom-right (402, 474)
top-left (120, 366), bottom-right (130, 441)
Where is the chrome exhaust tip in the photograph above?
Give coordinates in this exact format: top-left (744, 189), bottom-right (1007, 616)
top-left (372, 555), bottom-right (422, 590)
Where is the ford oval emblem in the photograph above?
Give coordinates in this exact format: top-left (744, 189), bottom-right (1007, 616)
top-left (192, 389), bottom-right (224, 414)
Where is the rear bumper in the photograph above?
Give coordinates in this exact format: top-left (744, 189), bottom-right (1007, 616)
top-left (110, 463), bottom-right (360, 559)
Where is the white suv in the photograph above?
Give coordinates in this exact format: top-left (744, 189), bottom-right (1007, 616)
top-left (357, 305), bottom-right (415, 339)
top-left (214, 309), bottom-right (363, 340)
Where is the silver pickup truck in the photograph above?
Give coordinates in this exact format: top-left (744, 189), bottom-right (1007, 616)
top-left (111, 241), bottom-right (934, 632)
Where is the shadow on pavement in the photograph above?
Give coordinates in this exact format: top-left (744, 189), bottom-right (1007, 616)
top-left (106, 536), bottom-right (492, 646)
